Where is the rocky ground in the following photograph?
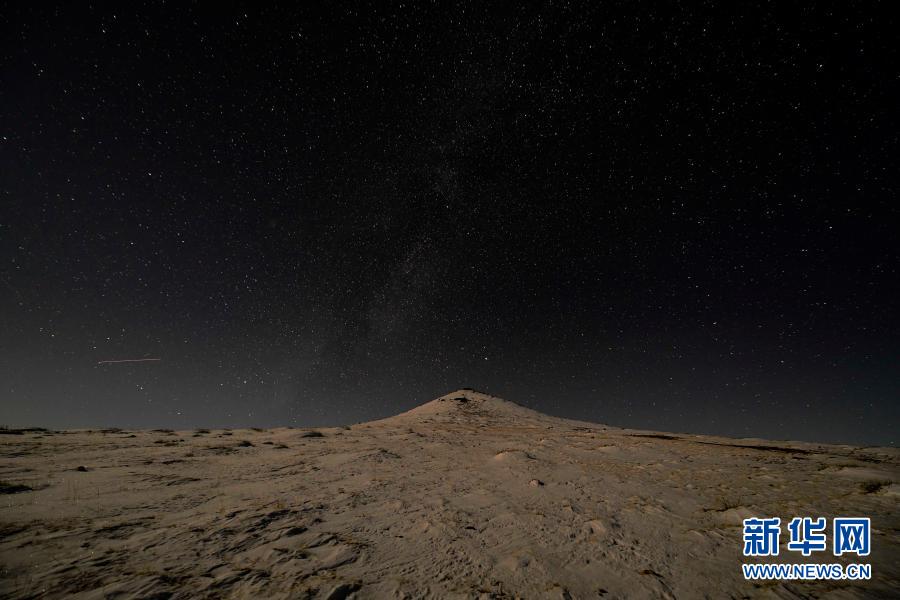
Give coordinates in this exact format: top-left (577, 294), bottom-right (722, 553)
top-left (1, 390), bottom-right (897, 598)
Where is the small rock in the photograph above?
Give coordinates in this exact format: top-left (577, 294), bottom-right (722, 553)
top-left (529, 479), bottom-right (544, 487)
top-left (583, 519), bottom-right (607, 536)
top-left (76, 466), bottom-right (89, 472)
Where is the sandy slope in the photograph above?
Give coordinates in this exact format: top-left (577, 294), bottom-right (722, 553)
top-left (1, 389), bottom-right (897, 598)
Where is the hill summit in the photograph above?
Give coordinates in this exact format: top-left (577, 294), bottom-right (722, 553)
top-left (387, 388), bottom-right (579, 427)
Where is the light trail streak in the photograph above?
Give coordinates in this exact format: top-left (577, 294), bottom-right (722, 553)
top-left (97, 358), bottom-right (162, 365)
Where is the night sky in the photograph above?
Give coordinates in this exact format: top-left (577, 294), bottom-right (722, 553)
top-left (1, 4), bottom-right (897, 445)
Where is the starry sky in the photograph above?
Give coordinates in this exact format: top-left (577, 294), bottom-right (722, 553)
top-left (1, 3), bottom-right (897, 445)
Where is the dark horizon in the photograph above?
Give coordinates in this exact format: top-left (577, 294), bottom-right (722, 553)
top-left (1, 4), bottom-right (897, 447)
